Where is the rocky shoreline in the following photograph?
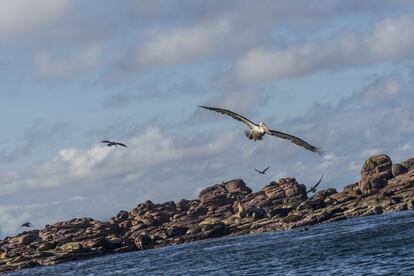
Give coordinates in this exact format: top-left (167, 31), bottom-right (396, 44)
top-left (1, 154), bottom-right (414, 274)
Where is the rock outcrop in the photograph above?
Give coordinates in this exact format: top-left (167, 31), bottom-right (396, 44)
top-left (1, 154), bottom-right (414, 274)
top-left (359, 154), bottom-right (393, 193)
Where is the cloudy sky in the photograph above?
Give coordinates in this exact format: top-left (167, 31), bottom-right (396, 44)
top-left (1, 0), bottom-right (414, 237)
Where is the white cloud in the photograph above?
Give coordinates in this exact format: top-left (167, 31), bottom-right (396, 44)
top-left (235, 15), bottom-right (414, 82)
top-left (365, 16), bottom-right (414, 59)
top-left (0, 0), bottom-right (69, 36)
top-left (359, 77), bottom-right (402, 100)
top-left (0, 127), bottom-right (236, 197)
top-left (134, 17), bottom-right (233, 66)
top-left (33, 45), bottom-right (100, 79)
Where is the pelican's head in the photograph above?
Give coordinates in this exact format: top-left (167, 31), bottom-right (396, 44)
top-left (259, 122), bottom-right (271, 134)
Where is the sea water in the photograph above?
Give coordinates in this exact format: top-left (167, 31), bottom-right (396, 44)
top-left (8, 210), bottom-right (414, 275)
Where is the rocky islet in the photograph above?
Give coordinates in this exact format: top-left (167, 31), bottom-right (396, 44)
top-left (1, 154), bottom-right (414, 274)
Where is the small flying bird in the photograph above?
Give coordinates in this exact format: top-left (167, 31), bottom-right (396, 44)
top-left (306, 176), bottom-right (324, 194)
top-left (21, 222), bottom-right (32, 227)
top-left (254, 166), bottom-right (270, 175)
top-left (101, 140), bottom-right (127, 148)
top-left (199, 106), bottom-right (324, 155)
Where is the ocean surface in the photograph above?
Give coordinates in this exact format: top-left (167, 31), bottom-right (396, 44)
top-left (8, 211), bottom-right (414, 275)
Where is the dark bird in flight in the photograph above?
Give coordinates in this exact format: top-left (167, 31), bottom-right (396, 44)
top-left (306, 176), bottom-right (324, 194)
top-left (21, 222), bottom-right (32, 227)
top-left (255, 166), bottom-right (270, 175)
top-left (199, 106), bottom-right (324, 155)
top-left (101, 140), bottom-right (127, 148)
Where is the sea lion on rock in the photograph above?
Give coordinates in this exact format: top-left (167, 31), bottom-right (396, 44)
top-left (234, 202), bottom-right (246, 219)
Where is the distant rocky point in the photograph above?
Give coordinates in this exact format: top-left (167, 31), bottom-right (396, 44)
top-left (1, 154), bottom-right (414, 274)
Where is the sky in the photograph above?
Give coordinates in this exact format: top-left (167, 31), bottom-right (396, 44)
top-left (1, 0), bottom-right (414, 237)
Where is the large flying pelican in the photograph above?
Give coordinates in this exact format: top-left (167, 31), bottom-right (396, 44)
top-left (199, 106), bottom-right (324, 155)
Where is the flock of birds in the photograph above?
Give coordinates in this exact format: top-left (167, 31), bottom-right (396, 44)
top-left (20, 106), bottom-right (324, 228)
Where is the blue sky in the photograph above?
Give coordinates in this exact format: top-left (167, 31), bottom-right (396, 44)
top-left (1, 0), bottom-right (414, 237)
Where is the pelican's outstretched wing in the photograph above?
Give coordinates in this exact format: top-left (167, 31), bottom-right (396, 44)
top-left (312, 176), bottom-right (323, 189)
top-left (115, 142), bottom-right (127, 148)
top-left (199, 106), bottom-right (257, 129)
top-left (101, 140), bottom-right (111, 144)
top-left (268, 129), bottom-right (324, 156)
top-left (263, 166), bottom-right (270, 173)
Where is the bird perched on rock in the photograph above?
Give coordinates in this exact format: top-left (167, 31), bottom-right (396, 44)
top-left (101, 140), bottom-right (127, 148)
top-left (199, 106), bottom-right (324, 155)
top-left (21, 222), bottom-right (32, 227)
top-left (255, 166), bottom-right (270, 175)
top-left (306, 176), bottom-right (324, 194)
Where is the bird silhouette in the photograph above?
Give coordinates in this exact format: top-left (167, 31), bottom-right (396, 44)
top-left (101, 140), bottom-right (127, 148)
top-left (254, 166), bottom-right (270, 175)
top-left (21, 222), bottom-right (32, 227)
top-left (306, 176), bottom-right (324, 194)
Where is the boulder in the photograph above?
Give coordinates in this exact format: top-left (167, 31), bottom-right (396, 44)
top-left (296, 197), bottom-right (326, 210)
top-left (313, 188), bottom-right (338, 199)
top-left (243, 192), bottom-right (271, 209)
top-left (8, 233), bottom-right (38, 246)
top-left (359, 155), bottom-right (392, 193)
top-left (200, 224), bottom-right (228, 239)
top-left (392, 164), bottom-right (407, 177)
top-left (157, 201), bottom-right (177, 213)
top-left (135, 201), bottom-right (155, 213)
top-left (166, 226), bottom-right (188, 238)
top-left (262, 178), bottom-right (307, 200)
top-left (224, 179), bottom-right (252, 195)
top-left (53, 218), bottom-right (94, 230)
top-left (401, 158), bottom-right (414, 171)
top-left (118, 220), bottom-right (132, 231)
top-left (81, 238), bottom-right (108, 250)
top-left (198, 182), bottom-right (235, 207)
top-left (134, 234), bottom-right (155, 250)
top-left (198, 179), bottom-right (252, 207)
top-left (342, 183), bottom-right (361, 195)
top-left (327, 193), bottom-right (355, 204)
top-left (176, 199), bottom-right (191, 211)
top-left (146, 211), bottom-right (171, 226)
top-left (116, 210), bottom-right (129, 220)
top-left (199, 184), bottom-right (228, 202)
top-left (187, 206), bottom-right (208, 218)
